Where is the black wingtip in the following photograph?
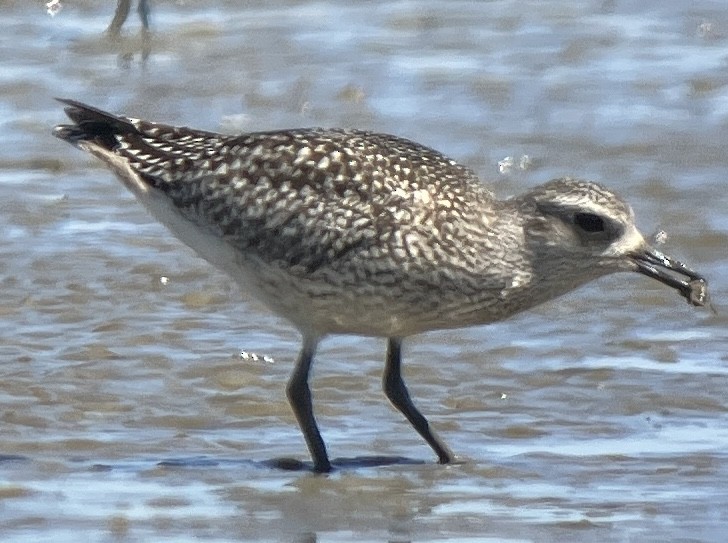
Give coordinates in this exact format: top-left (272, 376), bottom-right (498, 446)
top-left (55, 97), bottom-right (86, 108)
top-left (53, 98), bottom-right (136, 150)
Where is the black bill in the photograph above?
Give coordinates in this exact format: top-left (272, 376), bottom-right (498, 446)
top-left (631, 247), bottom-right (709, 308)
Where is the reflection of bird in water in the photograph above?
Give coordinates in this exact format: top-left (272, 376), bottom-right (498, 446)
top-left (53, 99), bottom-right (710, 473)
top-left (107, 0), bottom-right (151, 37)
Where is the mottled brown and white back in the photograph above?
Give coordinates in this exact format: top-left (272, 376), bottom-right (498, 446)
top-left (53, 99), bottom-right (534, 337)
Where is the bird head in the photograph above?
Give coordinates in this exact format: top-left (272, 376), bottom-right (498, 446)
top-left (516, 177), bottom-right (709, 308)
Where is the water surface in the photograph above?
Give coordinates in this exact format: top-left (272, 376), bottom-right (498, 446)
top-left (1, 1), bottom-right (727, 541)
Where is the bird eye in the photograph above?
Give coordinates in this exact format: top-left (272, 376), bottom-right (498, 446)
top-left (573, 212), bottom-right (605, 233)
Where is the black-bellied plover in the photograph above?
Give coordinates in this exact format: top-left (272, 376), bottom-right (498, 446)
top-left (54, 99), bottom-right (709, 472)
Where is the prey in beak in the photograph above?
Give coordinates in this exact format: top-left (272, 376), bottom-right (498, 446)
top-left (631, 247), bottom-right (710, 308)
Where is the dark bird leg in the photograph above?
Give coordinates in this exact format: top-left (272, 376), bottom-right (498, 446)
top-left (138, 0), bottom-right (151, 30)
top-left (107, 0), bottom-right (132, 36)
top-left (383, 337), bottom-right (455, 464)
top-left (107, 0), bottom-right (152, 61)
top-left (138, 0), bottom-right (152, 61)
top-left (286, 336), bottom-right (332, 473)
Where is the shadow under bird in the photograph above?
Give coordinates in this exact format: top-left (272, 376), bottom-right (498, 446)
top-left (53, 99), bottom-right (710, 473)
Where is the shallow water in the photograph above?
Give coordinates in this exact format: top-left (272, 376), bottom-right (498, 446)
top-left (1, 1), bottom-right (727, 541)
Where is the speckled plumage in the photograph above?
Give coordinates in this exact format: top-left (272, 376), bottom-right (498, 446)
top-left (54, 99), bottom-right (708, 472)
